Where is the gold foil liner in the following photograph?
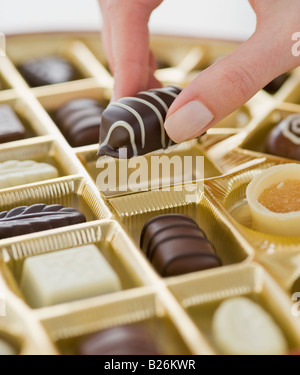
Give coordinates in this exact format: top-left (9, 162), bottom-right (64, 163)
top-left (0, 176), bottom-right (112, 225)
top-left (167, 263), bottom-right (300, 353)
top-left (1, 32), bottom-right (300, 354)
top-left (40, 289), bottom-right (196, 355)
top-left (0, 270), bottom-right (56, 354)
top-left (258, 250), bottom-right (300, 295)
top-left (205, 161), bottom-right (300, 253)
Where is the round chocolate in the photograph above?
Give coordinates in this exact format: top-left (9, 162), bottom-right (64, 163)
top-left (265, 114), bottom-right (300, 161)
top-left (98, 86), bottom-right (182, 158)
top-left (141, 214), bottom-right (222, 277)
top-left (263, 73), bottom-right (289, 94)
top-left (77, 324), bottom-right (161, 355)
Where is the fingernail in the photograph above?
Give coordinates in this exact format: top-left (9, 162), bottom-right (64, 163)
top-left (164, 101), bottom-right (214, 143)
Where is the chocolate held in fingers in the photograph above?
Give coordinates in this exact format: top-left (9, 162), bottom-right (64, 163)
top-left (266, 114), bottom-right (300, 161)
top-left (98, 86), bottom-right (182, 158)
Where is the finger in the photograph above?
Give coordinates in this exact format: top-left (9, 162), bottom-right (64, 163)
top-left (108, 1), bottom-right (163, 99)
top-left (164, 23), bottom-right (300, 143)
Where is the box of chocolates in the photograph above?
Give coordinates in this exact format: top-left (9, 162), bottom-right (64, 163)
top-left (0, 32), bottom-right (300, 355)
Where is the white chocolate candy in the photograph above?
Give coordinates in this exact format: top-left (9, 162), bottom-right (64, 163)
top-left (20, 245), bottom-right (121, 308)
top-left (212, 297), bottom-right (288, 355)
top-left (0, 338), bottom-right (16, 355)
top-left (0, 160), bottom-right (59, 189)
top-left (246, 164), bottom-right (300, 236)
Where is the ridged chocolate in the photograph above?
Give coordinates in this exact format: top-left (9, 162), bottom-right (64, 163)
top-left (140, 214), bottom-right (222, 277)
top-left (54, 99), bottom-right (104, 147)
top-left (0, 105), bottom-right (25, 143)
top-left (265, 114), bottom-right (300, 161)
top-left (77, 324), bottom-right (161, 355)
top-left (0, 204), bottom-right (86, 239)
top-left (98, 86), bottom-right (182, 158)
top-left (19, 56), bottom-right (77, 87)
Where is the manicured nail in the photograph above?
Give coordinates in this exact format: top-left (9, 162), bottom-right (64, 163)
top-left (164, 100), bottom-right (214, 143)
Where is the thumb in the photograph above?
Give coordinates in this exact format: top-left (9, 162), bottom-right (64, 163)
top-left (164, 29), bottom-right (300, 143)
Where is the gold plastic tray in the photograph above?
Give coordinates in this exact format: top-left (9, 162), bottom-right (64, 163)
top-left (0, 32), bottom-right (299, 355)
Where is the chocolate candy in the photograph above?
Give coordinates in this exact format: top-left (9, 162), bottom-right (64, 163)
top-left (263, 73), bottom-right (289, 94)
top-left (0, 204), bottom-right (86, 240)
top-left (0, 160), bottom-right (59, 189)
top-left (0, 105), bottom-right (25, 144)
top-left (21, 245), bottom-right (121, 308)
top-left (54, 99), bottom-right (104, 147)
top-left (98, 86), bottom-right (182, 158)
top-left (265, 114), bottom-right (300, 161)
top-left (19, 56), bottom-right (77, 87)
top-left (140, 214), bottom-right (222, 277)
top-left (77, 324), bottom-right (161, 355)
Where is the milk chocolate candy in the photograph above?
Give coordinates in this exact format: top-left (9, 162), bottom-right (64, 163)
top-left (55, 99), bottom-right (104, 147)
top-left (0, 204), bottom-right (86, 240)
top-left (265, 114), bottom-right (300, 161)
top-left (140, 214), bottom-right (222, 277)
top-left (0, 105), bottom-right (25, 143)
top-left (19, 56), bottom-right (77, 87)
top-left (0, 160), bottom-right (59, 189)
top-left (77, 324), bottom-right (161, 355)
top-left (98, 86), bottom-right (182, 158)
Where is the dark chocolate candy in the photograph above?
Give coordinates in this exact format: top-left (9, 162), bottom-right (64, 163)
top-left (77, 324), bottom-right (161, 355)
top-left (0, 204), bottom-right (86, 239)
top-left (140, 214), bottom-right (222, 277)
top-left (54, 99), bottom-right (104, 147)
top-left (265, 114), bottom-right (300, 161)
top-left (98, 86), bottom-right (182, 158)
top-left (263, 73), bottom-right (289, 94)
top-left (19, 56), bottom-right (77, 87)
top-left (0, 105), bottom-right (25, 143)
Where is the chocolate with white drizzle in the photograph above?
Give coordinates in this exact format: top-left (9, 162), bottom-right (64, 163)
top-left (98, 86), bottom-right (182, 158)
top-left (266, 114), bottom-right (300, 161)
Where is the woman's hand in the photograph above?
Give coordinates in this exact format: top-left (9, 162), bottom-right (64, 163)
top-left (99, 0), bottom-right (300, 143)
top-left (98, 0), bottom-right (163, 100)
top-left (165, 0), bottom-right (300, 142)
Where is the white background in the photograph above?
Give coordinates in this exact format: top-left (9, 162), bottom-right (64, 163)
top-left (0, 0), bottom-right (256, 40)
